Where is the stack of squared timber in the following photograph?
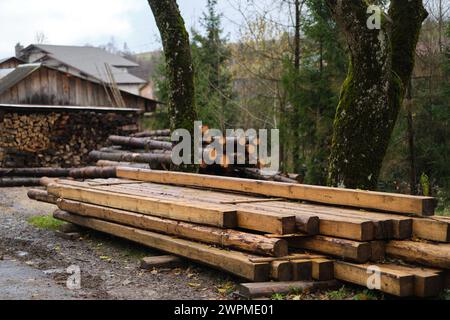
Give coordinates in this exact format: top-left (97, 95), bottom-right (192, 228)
top-left (91, 128), bottom-right (298, 182)
top-left (29, 167), bottom-right (450, 298)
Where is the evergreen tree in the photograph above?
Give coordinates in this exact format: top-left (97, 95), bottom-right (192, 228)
top-left (413, 22), bottom-right (450, 211)
top-left (282, 0), bottom-right (346, 184)
top-left (191, 0), bottom-right (235, 130)
top-left (380, 21), bottom-right (450, 213)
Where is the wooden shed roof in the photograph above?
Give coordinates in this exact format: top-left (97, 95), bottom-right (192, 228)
top-left (0, 64), bottom-right (40, 95)
top-left (0, 63), bottom-right (160, 104)
top-left (0, 103), bottom-right (141, 113)
top-left (20, 44), bottom-right (147, 85)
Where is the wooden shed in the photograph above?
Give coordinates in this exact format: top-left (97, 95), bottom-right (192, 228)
top-left (0, 57), bottom-right (23, 69)
top-left (0, 63), bottom-right (158, 111)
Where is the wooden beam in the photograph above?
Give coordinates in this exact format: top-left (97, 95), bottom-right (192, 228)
top-left (311, 259), bottom-right (334, 281)
top-left (240, 203), bottom-right (368, 240)
top-left (235, 209), bottom-right (297, 235)
top-left (412, 218), bottom-right (450, 242)
top-left (444, 271), bottom-right (450, 290)
top-left (48, 184), bottom-right (237, 228)
top-left (27, 189), bottom-right (58, 204)
top-left (53, 210), bottom-right (270, 281)
top-left (56, 199), bottom-right (288, 257)
top-left (288, 235), bottom-right (372, 263)
top-left (237, 280), bottom-right (340, 299)
top-left (220, 198), bottom-right (283, 204)
top-left (291, 260), bottom-right (312, 281)
top-left (317, 216), bottom-right (375, 241)
top-left (117, 168), bottom-right (437, 216)
top-left (52, 180), bottom-right (297, 235)
top-left (248, 254), bottom-right (325, 264)
top-left (370, 241), bottom-right (386, 262)
top-left (386, 240), bottom-right (450, 269)
top-left (263, 201), bottom-right (408, 240)
top-left (270, 261), bottom-right (292, 281)
top-left (377, 264), bottom-right (443, 297)
top-left (334, 261), bottom-right (415, 297)
top-left (140, 255), bottom-right (184, 269)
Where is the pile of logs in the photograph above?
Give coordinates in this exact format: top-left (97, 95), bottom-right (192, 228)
top-left (29, 168), bottom-right (450, 299)
top-left (0, 166), bottom-right (117, 187)
top-left (88, 129), bottom-right (172, 170)
top-left (0, 110), bottom-right (139, 168)
top-left (90, 129), bottom-right (299, 183)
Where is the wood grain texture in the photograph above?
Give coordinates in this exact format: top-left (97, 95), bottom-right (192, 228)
top-left (57, 199), bottom-right (287, 257)
top-left (53, 210), bottom-right (270, 281)
top-left (117, 168), bottom-right (436, 216)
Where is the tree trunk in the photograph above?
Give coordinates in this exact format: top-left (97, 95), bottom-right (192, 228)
top-left (108, 135), bottom-right (173, 151)
top-left (147, 0), bottom-right (197, 134)
top-left (326, 0), bottom-right (427, 189)
top-left (0, 167), bottom-right (70, 177)
top-left (132, 129), bottom-right (171, 137)
top-left (27, 189), bottom-right (58, 205)
top-left (89, 151), bottom-right (172, 167)
top-left (292, 0), bottom-right (303, 175)
top-left (68, 167), bottom-right (117, 179)
top-left (0, 177), bottom-right (41, 187)
top-left (294, 0), bottom-right (301, 71)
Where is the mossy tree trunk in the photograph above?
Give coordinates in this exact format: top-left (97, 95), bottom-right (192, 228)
top-left (148, 0), bottom-right (197, 133)
top-left (148, 0), bottom-right (198, 172)
top-left (326, 0), bottom-right (427, 190)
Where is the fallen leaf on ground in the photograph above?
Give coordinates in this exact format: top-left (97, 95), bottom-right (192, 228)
top-left (100, 256), bottom-right (112, 262)
top-left (188, 282), bottom-right (201, 288)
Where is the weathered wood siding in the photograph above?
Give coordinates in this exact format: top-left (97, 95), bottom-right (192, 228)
top-left (0, 59), bottom-right (22, 69)
top-left (0, 66), bottom-right (156, 111)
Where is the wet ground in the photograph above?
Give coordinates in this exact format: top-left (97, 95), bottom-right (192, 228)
top-left (0, 187), bottom-right (237, 300)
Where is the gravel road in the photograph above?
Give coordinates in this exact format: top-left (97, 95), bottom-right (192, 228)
top-left (0, 187), bottom-right (236, 300)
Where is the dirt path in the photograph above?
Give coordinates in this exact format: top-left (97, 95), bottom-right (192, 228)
top-left (0, 187), bottom-right (236, 300)
top-left (0, 259), bottom-right (77, 300)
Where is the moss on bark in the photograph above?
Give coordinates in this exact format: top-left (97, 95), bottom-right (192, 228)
top-left (326, 0), bottom-right (427, 190)
top-left (148, 0), bottom-right (197, 133)
top-left (148, 0), bottom-right (198, 172)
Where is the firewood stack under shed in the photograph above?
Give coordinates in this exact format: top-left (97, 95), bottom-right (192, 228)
top-left (0, 105), bottom-right (140, 168)
top-left (0, 104), bottom-right (140, 186)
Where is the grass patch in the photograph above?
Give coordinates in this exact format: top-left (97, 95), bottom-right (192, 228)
top-left (289, 286), bottom-right (304, 295)
top-left (271, 293), bottom-right (286, 300)
top-left (28, 214), bottom-right (65, 231)
top-left (353, 289), bottom-right (380, 300)
top-left (439, 289), bottom-right (450, 300)
top-left (436, 207), bottom-right (450, 217)
top-left (326, 286), bottom-right (353, 300)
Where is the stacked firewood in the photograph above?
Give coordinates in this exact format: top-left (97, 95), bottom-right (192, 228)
top-left (0, 113), bottom-right (58, 153)
top-left (0, 111), bottom-right (139, 168)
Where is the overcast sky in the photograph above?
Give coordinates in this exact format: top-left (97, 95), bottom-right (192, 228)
top-left (0, 0), bottom-right (246, 58)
